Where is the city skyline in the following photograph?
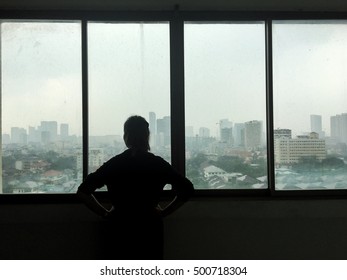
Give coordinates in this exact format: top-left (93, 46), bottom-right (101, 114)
top-left (2, 111), bottom-right (346, 193)
top-left (3, 110), bottom-right (347, 146)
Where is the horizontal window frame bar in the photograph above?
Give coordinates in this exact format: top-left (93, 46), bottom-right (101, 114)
top-left (0, 10), bottom-right (175, 21)
top-left (3, 189), bottom-right (347, 204)
top-left (1, 10), bottom-right (347, 21)
top-left (180, 11), bottom-right (347, 21)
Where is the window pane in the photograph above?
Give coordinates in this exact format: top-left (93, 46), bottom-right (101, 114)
top-left (273, 20), bottom-right (347, 190)
top-left (184, 22), bottom-right (267, 189)
top-left (1, 21), bottom-right (82, 194)
top-left (88, 22), bottom-right (170, 173)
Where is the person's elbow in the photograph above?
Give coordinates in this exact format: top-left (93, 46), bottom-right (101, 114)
top-left (178, 180), bottom-right (194, 201)
top-left (186, 181), bottom-right (195, 198)
top-left (76, 188), bottom-right (92, 201)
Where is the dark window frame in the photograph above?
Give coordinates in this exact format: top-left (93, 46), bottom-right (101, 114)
top-left (1, 10), bottom-right (347, 203)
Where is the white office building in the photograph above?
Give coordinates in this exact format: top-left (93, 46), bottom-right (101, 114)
top-left (275, 132), bottom-right (326, 165)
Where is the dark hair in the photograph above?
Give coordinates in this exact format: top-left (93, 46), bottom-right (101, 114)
top-left (123, 115), bottom-right (150, 151)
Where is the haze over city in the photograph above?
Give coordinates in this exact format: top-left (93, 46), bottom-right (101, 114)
top-left (2, 21), bottom-right (347, 138)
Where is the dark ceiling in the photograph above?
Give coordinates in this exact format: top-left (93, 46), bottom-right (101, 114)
top-left (0, 0), bottom-right (347, 12)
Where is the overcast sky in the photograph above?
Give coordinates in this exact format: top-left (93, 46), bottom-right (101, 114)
top-left (273, 20), bottom-right (347, 136)
top-left (1, 20), bottom-right (347, 138)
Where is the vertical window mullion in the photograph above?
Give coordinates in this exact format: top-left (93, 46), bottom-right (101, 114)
top-left (81, 19), bottom-right (89, 180)
top-left (170, 14), bottom-right (186, 176)
top-left (265, 19), bottom-right (275, 194)
top-left (0, 22), bottom-right (2, 193)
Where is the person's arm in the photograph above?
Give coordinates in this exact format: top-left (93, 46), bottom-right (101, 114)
top-left (77, 189), bottom-right (111, 218)
top-left (76, 165), bottom-right (113, 218)
top-left (159, 196), bottom-right (184, 217)
top-left (160, 176), bottom-right (194, 217)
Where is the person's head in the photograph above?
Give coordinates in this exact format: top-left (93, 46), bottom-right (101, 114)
top-left (123, 115), bottom-right (150, 151)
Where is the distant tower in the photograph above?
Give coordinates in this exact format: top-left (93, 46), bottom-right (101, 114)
top-left (219, 119), bottom-right (233, 145)
top-left (310, 114), bottom-right (323, 138)
top-left (157, 116), bottom-right (170, 147)
top-left (244, 120), bottom-right (262, 150)
top-left (60, 123), bottom-right (69, 141)
top-left (149, 112), bottom-right (157, 148)
top-left (330, 115), bottom-right (339, 140)
top-left (234, 123), bottom-right (245, 147)
top-left (199, 127), bottom-right (210, 138)
top-left (274, 128), bottom-right (292, 139)
top-left (330, 113), bottom-right (347, 144)
top-left (28, 126), bottom-right (40, 143)
top-left (11, 127), bottom-right (27, 144)
top-left (40, 121), bottom-right (58, 143)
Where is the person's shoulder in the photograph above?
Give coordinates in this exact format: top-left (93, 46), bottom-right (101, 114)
top-left (100, 150), bottom-right (128, 166)
top-left (116, 149), bottom-right (131, 158)
top-left (148, 153), bottom-right (173, 168)
top-left (148, 152), bottom-right (167, 161)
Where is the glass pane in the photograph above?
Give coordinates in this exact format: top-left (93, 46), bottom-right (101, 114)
top-left (1, 21), bottom-right (82, 194)
top-left (88, 22), bottom-right (170, 173)
top-left (184, 22), bottom-right (267, 189)
top-left (273, 20), bottom-right (347, 190)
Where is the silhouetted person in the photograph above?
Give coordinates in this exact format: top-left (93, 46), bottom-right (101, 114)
top-left (77, 115), bottom-right (194, 259)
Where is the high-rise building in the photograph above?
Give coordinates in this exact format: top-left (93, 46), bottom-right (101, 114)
top-left (275, 132), bottom-right (326, 165)
top-left (331, 115), bottom-right (339, 139)
top-left (244, 120), bottom-right (262, 150)
top-left (89, 148), bottom-right (105, 172)
top-left (11, 127), bottom-right (27, 144)
top-left (274, 128), bottom-right (292, 139)
top-left (41, 131), bottom-right (51, 145)
top-left (310, 114), bottom-right (324, 138)
top-left (330, 113), bottom-right (347, 144)
top-left (234, 123), bottom-right (245, 147)
top-left (157, 116), bottom-right (170, 146)
top-left (76, 150), bottom-right (83, 181)
top-left (199, 127), bottom-right (210, 138)
top-left (149, 112), bottom-right (156, 148)
top-left (219, 119), bottom-right (233, 145)
top-left (2, 134), bottom-right (10, 145)
top-left (60, 123), bottom-right (69, 141)
top-left (40, 121), bottom-right (58, 143)
top-left (28, 126), bottom-right (40, 143)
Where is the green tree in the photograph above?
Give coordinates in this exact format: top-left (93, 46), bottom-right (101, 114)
top-left (187, 153), bottom-right (208, 169)
top-left (43, 151), bottom-right (59, 164)
top-left (51, 156), bottom-right (76, 170)
top-left (214, 156), bottom-right (246, 173)
top-left (2, 156), bottom-right (16, 169)
top-left (322, 157), bottom-right (344, 169)
top-left (293, 156), bottom-right (319, 172)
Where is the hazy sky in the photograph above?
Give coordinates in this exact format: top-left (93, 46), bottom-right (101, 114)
top-left (1, 20), bottom-right (347, 138)
top-left (88, 23), bottom-right (170, 136)
top-left (1, 22), bottom-right (82, 135)
top-left (184, 22), bottom-right (266, 137)
top-left (1, 21), bottom-right (170, 136)
top-left (273, 20), bottom-right (347, 136)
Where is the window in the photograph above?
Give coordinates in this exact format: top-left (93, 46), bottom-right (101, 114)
top-left (1, 21), bottom-right (82, 194)
top-left (184, 22), bottom-right (267, 189)
top-left (1, 13), bottom-right (347, 195)
top-left (273, 20), bottom-right (347, 190)
top-left (87, 22), bottom-right (171, 173)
